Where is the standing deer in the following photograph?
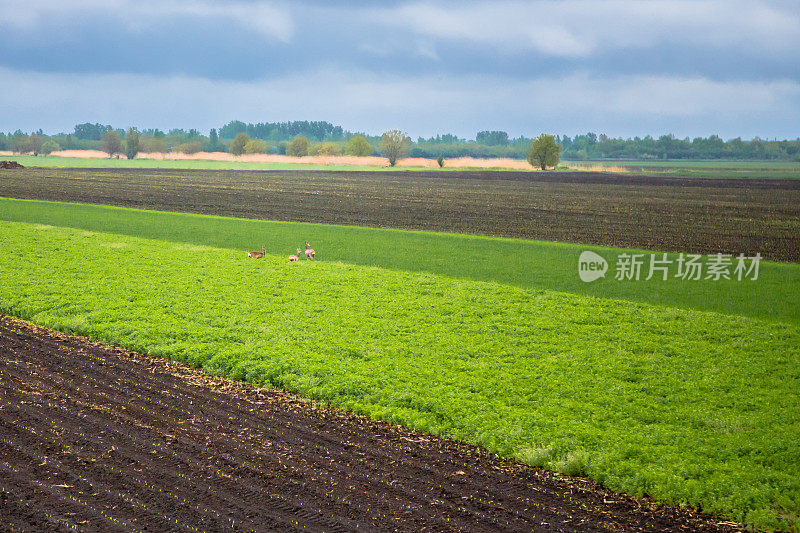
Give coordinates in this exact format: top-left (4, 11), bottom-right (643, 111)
top-left (289, 248), bottom-right (301, 262)
top-left (304, 241), bottom-right (315, 260)
top-left (248, 245), bottom-right (266, 259)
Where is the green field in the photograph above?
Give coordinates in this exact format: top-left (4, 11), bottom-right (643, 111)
top-left (2, 198), bottom-right (798, 325)
top-left (1, 200), bottom-right (799, 530)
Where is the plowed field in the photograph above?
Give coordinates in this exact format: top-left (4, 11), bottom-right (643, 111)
top-left (1, 167), bottom-right (798, 262)
top-left (0, 316), bottom-right (738, 532)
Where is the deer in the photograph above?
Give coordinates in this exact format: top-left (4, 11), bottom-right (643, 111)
top-left (289, 248), bottom-right (301, 262)
top-left (304, 241), bottom-right (315, 260)
top-left (248, 245), bottom-right (266, 259)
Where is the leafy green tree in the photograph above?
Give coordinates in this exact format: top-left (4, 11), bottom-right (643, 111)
top-left (244, 139), bottom-right (268, 154)
top-left (527, 134), bottom-right (561, 170)
top-left (229, 132), bottom-right (250, 156)
top-left (125, 128), bottom-right (140, 160)
top-left (40, 140), bottom-right (60, 156)
top-left (345, 135), bottom-right (372, 156)
top-left (102, 131), bottom-right (123, 158)
top-left (29, 134), bottom-right (44, 156)
top-left (286, 135), bottom-right (310, 157)
top-left (437, 155), bottom-right (445, 168)
top-left (380, 130), bottom-right (410, 166)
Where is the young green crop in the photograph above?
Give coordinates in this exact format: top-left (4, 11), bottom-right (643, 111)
top-left (1, 220), bottom-right (798, 530)
top-left (2, 197), bottom-right (799, 325)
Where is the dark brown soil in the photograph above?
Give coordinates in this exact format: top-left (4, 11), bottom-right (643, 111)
top-left (0, 315), bottom-right (740, 532)
top-left (1, 167), bottom-right (798, 262)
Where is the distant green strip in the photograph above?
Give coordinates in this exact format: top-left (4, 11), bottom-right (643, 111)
top-left (1, 196), bottom-right (798, 324)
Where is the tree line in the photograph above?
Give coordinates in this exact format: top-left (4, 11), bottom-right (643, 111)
top-left (219, 121), bottom-right (344, 142)
top-left (2, 122), bottom-right (798, 162)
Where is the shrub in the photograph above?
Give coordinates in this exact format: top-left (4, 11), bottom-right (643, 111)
top-left (243, 139), bottom-right (268, 154)
top-left (176, 141), bottom-right (203, 154)
top-left (309, 142), bottom-right (342, 156)
top-left (229, 133), bottom-right (250, 156)
top-left (141, 136), bottom-right (167, 154)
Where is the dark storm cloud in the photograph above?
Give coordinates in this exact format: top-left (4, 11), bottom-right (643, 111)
top-left (0, 0), bottom-right (797, 138)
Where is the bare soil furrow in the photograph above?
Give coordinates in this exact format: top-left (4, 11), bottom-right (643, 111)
top-left (2, 335), bottom-right (553, 528)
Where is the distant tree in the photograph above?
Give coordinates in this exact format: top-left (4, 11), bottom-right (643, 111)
top-left (207, 128), bottom-right (221, 152)
top-left (476, 130), bottom-right (509, 146)
top-left (176, 140), bottom-right (203, 154)
top-left (309, 141), bottom-right (341, 156)
top-left (40, 140), bottom-right (60, 156)
top-left (11, 131), bottom-right (29, 154)
top-left (243, 139), bottom-right (268, 154)
top-left (286, 135), bottom-right (310, 157)
top-left (58, 134), bottom-right (78, 150)
top-left (74, 123), bottom-right (113, 141)
top-left (229, 133), bottom-right (250, 156)
top-left (102, 131), bottom-right (123, 157)
top-left (125, 128), bottom-right (140, 160)
top-left (29, 134), bottom-right (44, 156)
top-left (142, 135), bottom-right (167, 153)
top-left (527, 134), bottom-right (561, 170)
top-left (219, 120), bottom-right (248, 139)
top-left (437, 155), bottom-right (445, 168)
top-left (345, 135), bottom-right (372, 156)
top-left (380, 130), bottom-right (410, 166)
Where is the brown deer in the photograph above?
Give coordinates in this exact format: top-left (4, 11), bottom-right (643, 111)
top-left (304, 241), bottom-right (315, 260)
top-left (289, 248), bottom-right (301, 262)
top-left (248, 245), bottom-right (266, 259)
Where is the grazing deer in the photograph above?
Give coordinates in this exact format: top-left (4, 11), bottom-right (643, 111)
top-left (289, 248), bottom-right (301, 262)
top-left (304, 241), bottom-right (315, 260)
top-left (248, 245), bottom-right (266, 259)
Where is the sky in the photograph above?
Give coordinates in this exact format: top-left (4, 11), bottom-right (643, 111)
top-left (1, 0), bottom-right (798, 140)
